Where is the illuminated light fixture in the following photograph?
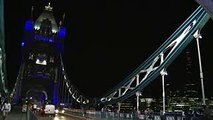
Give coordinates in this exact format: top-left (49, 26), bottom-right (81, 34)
top-left (68, 88), bottom-right (72, 94)
top-left (21, 42), bottom-right (25, 47)
top-left (61, 110), bottom-right (65, 113)
top-left (55, 109), bottom-right (59, 114)
top-left (107, 98), bottom-right (111, 101)
top-left (72, 94), bottom-right (76, 99)
top-left (76, 98), bottom-right (80, 103)
top-left (49, 38), bottom-right (53, 42)
top-left (66, 82), bottom-right (69, 88)
top-left (24, 20), bottom-right (33, 31)
top-left (60, 103), bottom-right (65, 106)
top-left (36, 59), bottom-right (47, 65)
top-left (83, 99), bottom-right (89, 104)
top-left (64, 75), bottom-right (66, 80)
top-left (101, 98), bottom-right (105, 101)
top-left (34, 25), bottom-right (40, 30)
top-left (52, 29), bottom-right (57, 33)
top-left (58, 27), bottom-right (66, 37)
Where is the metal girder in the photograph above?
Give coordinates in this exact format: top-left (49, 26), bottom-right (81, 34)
top-left (0, 0), bottom-right (7, 95)
top-left (96, 5), bottom-right (210, 105)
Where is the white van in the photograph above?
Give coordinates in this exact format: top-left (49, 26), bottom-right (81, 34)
top-left (44, 104), bottom-right (55, 115)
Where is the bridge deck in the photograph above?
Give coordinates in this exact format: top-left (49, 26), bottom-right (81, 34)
top-left (3, 106), bottom-right (93, 120)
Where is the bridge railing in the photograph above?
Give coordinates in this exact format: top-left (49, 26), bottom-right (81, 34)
top-left (60, 108), bottom-right (211, 120)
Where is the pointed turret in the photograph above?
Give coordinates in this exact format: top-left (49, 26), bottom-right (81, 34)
top-left (34, 3), bottom-right (58, 33)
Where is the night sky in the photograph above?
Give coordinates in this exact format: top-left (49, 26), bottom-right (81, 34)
top-left (4, 0), bottom-right (213, 98)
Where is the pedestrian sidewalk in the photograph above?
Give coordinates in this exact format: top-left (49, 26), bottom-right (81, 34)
top-left (5, 106), bottom-right (27, 120)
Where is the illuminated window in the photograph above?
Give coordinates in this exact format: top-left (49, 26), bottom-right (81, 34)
top-left (36, 59), bottom-right (47, 65)
top-left (35, 54), bottom-right (47, 65)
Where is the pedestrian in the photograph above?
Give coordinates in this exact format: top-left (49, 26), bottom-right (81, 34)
top-left (1, 100), bottom-right (11, 120)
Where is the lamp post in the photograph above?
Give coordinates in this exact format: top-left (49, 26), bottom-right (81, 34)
top-left (160, 53), bottom-right (168, 114)
top-left (193, 30), bottom-right (206, 105)
top-left (136, 91), bottom-right (142, 112)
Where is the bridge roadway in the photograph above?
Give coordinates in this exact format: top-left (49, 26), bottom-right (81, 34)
top-left (3, 106), bottom-right (93, 120)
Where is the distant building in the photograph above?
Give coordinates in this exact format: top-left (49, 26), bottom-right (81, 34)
top-left (184, 49), bottom-right (199, 98)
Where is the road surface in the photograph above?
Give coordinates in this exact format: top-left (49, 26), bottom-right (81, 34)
top-left (3, 106), bottom-right (93, 120)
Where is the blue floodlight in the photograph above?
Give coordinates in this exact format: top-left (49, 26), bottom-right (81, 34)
top-left (58, 27), bottom-right (66, 37)
top-left (21, 41), bottom-right (25, 47)
top-left (24, 20), bottom-right (33, 31)
top-left (53, 84), bottom-right (58, 105)
top-left (49, 37), bottom-right (53, 42)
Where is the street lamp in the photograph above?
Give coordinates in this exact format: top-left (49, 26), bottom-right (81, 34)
top-left (136, 91), bottom-right (142, 112)
top-left (193, 30), bottom-right (206, 105)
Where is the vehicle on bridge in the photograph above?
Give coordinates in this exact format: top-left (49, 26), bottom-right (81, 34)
top-left (43, 104), bottom-right (56, 116)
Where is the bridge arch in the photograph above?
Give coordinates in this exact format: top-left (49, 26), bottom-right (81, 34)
top-left (26, 89), bottom-right (48, 104)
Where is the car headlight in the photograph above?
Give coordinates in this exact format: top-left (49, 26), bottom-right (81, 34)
top-left (61, 110), bottom-right (65, 113)
top-left (55, 109), bottom-right (59, 114)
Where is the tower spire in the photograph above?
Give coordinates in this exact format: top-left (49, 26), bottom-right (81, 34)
top-left (31, 6), bottom-right (34, 20)
top-left (62, 13), bottom-right (65, 23)
top-left (59, 13), bottom-right (66, 26)
top-left (45, 2), bottom-right (53, 11)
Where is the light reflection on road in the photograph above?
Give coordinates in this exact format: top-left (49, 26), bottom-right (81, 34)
top-left (38, 113), bottom-right (90, 120)
top-left (53, 115), bottom-right (67, 120)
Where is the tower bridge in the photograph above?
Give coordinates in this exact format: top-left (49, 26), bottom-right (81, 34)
top-left (13, 3), bottom-right (65, 105)
top-left (1, 0), bottom-right (213, 119)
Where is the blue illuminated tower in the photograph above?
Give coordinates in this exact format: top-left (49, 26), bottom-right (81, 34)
top-left (19, 3), bottom-right (66, 105)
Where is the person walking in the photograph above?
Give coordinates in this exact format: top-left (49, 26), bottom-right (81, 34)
top-left (1, 100), bottom-right (11, 120)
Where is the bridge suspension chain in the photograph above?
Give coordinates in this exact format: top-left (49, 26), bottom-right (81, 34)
top-left (59, 55), bottom-right (91, 105)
